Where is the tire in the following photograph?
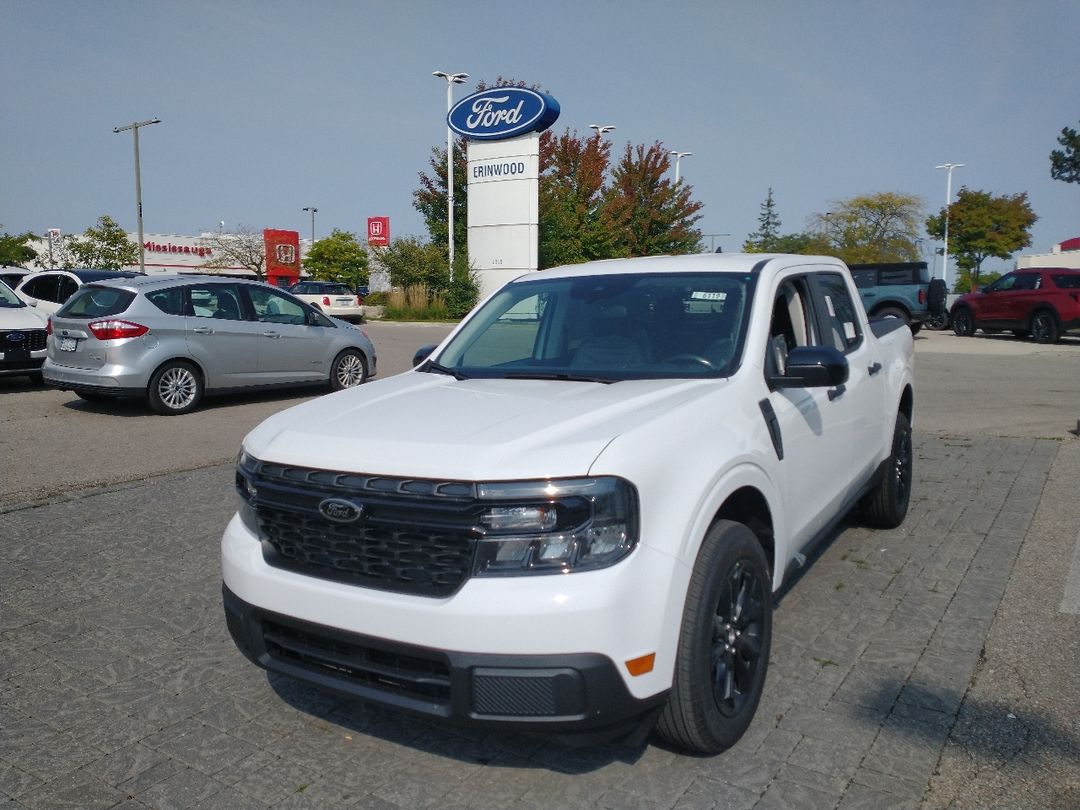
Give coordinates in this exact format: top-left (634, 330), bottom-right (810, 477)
top-left (860, 411), bottom-right (913, 529)
top-left (951, 307), bottom-right (975, 337)
top-left (909, 322), bottom-right (923, 336)
top-left (1029, 309), bottom-right (1060, 344)
top-left (925, 311), bottom-right (949, 331)
top-left (927, 278), bottom-right (948, 314)
top-left (329, 349), bottom-right (368, 390)
top-left (656, 520), bottom-right (772, 754)
top-left (147, 361), bottom-right (203, 415)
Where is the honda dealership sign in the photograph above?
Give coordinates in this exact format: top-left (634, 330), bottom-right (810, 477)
top-left (367, 216), bottom-right (390, 247)
top-left (453, 86), bottom-right (560, 296)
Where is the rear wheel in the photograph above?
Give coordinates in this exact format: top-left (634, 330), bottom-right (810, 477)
top-left (330, 349), bottom-right (368, 390)
top-left (925, 311), bottom-right (949, 331)
top-left (952, 307), bottom-right (975, 336)
top-left (657, 520), bottom-right (772, 754)
top-left (1029, 309), bottom-right (1060, 344)
top-left (875, 306), bottom-right (908, 325)
top-left (860, 411), bottom-right (913, 529)
top-left (147, 361), bottom-right (203, 415)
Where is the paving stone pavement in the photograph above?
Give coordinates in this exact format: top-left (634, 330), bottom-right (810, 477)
top-left (0, 434), bottom-right (1063, 809)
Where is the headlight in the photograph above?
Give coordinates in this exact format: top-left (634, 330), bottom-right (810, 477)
top-left (473, 477), bottom-right (638, 576)
top-left (235, 449), bottom-right (260, 536)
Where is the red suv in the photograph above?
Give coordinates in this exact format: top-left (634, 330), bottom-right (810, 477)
top-left (950, 268), bottom-right (1080, 343)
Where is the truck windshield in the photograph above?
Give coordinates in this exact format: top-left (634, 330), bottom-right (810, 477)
top-left (433, 272), bottom-right (755, 381)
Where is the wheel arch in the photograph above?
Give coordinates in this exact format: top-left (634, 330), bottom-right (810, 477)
top-left (710, 486), bottom-right (775, 585)
top-left (870, 301), bottom-right (912, 320)
top-left (149, 355), bottom-right (207, 388)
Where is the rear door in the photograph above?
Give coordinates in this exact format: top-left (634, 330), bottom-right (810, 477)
top-left (182, 282), bottom-right (262, 388)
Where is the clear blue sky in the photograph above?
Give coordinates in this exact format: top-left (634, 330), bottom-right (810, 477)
top-left (3, 0), bottom-right (1078, 275)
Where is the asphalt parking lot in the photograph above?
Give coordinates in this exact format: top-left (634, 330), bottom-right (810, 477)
top-left (2, 326), bottom-right (1079, 809)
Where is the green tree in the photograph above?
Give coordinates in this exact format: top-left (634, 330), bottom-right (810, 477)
top-left (0, 227), bottom-right (38, 266)
top-left (810, 192), bottom-right (924, 264)
top-left (376, 236), bottom-right (449, 290)
top-left (926, 188), bottom-right (1037, 292)
top-left (413, 139), bottom-right (468, 259)
top-left (1050, 120), bottom-right (1080, 184)
top-left (51, 215), bottom-right (138, 270)
top-left (743, 188), bottom-right (783, 252)
top-left (197, 226), bottom-right (267, 279)
top-left (539, 128), bottom-right (616, 268)
top-left (601, 142), bottom-right (703, 257)
top-left (303, 229), bottom-right (369, 289)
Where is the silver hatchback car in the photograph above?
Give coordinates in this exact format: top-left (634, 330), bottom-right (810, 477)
top-left (43, 275), bottom-right (377, 414)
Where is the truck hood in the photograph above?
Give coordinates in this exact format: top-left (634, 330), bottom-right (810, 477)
top-left (244, 371), bottom-right (722, 480)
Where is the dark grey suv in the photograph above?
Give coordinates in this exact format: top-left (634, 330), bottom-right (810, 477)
top-left (43, 275), bottom-right (377, 414)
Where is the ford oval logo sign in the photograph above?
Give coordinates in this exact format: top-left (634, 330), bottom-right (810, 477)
top-left (6, 332), bottom-right (25, 342)
top-left (318, 498), bottom-right (365, 524)
top-left (448, 88), bottom-right (560, 141)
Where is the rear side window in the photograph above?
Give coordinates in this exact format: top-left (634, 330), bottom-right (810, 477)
top-left (21, 275), bottom-right (60, 302)
top-left (1052, 274), bottom-right (1080, 290)
top-left (56, 285), bottom-right (135, 318)
top-left (815, 273), bottom-right (863, 353)
top-left (879, 269), bottom-right (916, 285)
top-left (146, 287), bottom-right (186, 315)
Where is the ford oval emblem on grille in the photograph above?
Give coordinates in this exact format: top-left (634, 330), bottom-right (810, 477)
top-left (318, 498), bottom-right (364, 523)
top-left (6, 332), bottom-right (24, 342)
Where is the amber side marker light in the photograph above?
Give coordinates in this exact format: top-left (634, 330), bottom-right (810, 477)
top-left (625, 653), bottom-right (655, 677)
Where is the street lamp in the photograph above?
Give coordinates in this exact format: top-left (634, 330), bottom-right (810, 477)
top-left (302, 206), bottom-right (318, 244)
top-left (433, 70), bottom-right (469, 280)
top-left (671, 150), bottom-right (692, 184)
top-left (935, 163), bottom-right (965, 287)
top-left (588, 124), bottom-right (616, 137)
top-left (113, 118), bottom-right (161, 273)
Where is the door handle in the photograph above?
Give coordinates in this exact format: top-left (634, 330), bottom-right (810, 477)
top-left (192, 327), bottom-right (213, 334)
top-left (868, 362), bottom-right (882, 376)
top-left (828, 384), bottom-right (846, 401)
top-left (262, 331), bottom-right (280, 338)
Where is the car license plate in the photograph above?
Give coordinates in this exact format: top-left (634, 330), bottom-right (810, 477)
top-left (335, 298), bottom-right (352, 304)
top-left (59, 337), bottom-right (77, 352)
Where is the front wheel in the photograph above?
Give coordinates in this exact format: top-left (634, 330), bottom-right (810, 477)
top-left (656, 520), bottom-right (772, 754)
top-left (859, 411), bottom-right (913, 529)
top-left (1029, 309), bottom-right (1060, 344)
top-left (951, 307), bottom-right (975, 337)
top-left (330, 349), bottom-right (368, 390)
top-left (147, 361), bottom-right (203, 415)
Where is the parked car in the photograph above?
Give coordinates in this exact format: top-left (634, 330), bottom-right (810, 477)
top-left (0, 267), bottom-right (31, 290)
top-left (15, 268), bottom-right (144, 315)
top-left (0, 279), bottom-right (47, 382)
top-left (43, 275), bottom-right (377, 414)
top-left (950, 268), bottom-right (1080, 343)
top-left (848, 262), bottom-right (945, 334)
top-left (287, 281), bottom-right (364, 321)
top-left (222, 253), bottom-right (915, 754)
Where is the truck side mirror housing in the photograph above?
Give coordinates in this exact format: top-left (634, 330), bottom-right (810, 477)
top-left (771, 346), bottom-right (849, 389)
top-left (412, 344), bottom-right (438, 367)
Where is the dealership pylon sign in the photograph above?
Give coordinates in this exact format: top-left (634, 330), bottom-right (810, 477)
top-left (449, 87), bottom-right (560, 297)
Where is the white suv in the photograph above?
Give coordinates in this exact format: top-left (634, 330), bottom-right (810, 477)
top-left (288, 281), bottom-right (363, 321)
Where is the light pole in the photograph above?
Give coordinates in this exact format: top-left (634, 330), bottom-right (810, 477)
top-left (433, 70), bottom-right (468, 280)
top-left (671, 150), bottom-right (692, 184)
top-left (935, 163), bottom-right (964, 287)
top-left (302, 206), bottom-right (318, 244)
top-left (588, 124), bottom-right (616, 137)
top-left (113, 118), bottom-right (161, 273)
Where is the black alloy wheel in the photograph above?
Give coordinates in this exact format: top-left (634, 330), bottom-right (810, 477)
top-left (860, 411), bottom-right (913, 529)
top-left (710, 559), bottom-right (768, 719)
top-left (1030, 309), bottom-right (1060, 344)
top-left (951, 307), bottom-right (975, 337)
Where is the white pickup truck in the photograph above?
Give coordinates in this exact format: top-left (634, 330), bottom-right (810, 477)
top-left (222, 253), bottom-right (914, 754)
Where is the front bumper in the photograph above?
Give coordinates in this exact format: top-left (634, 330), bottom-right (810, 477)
top-left (223, 584), bottom-right (667, 738)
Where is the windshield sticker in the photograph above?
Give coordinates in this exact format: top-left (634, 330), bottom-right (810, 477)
top-left (824, 295), bottom-right (836, 317)
top-left (690, 291), bottom-right (727, 300)
top-left (845, 322), bottom-right (857, 341)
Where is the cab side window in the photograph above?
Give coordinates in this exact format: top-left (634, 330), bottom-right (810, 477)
top-left (766, 279), bottom-right (814, 375)
top-left (23, 275), bottom-right (59, 302)
top-left (815, 273), bottom-right (863, 353)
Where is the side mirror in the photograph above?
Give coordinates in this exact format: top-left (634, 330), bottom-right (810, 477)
top-left (412, 344), bottom-right (438, 367)
top-left (771, 346), bottom-right (849, 389)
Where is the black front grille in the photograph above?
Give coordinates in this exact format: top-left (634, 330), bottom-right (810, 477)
top-left (261, 618), bottom-right (451, 704)
top-left (0, 328), bottom-right (46, 351)
top-left (246, 463), bottom-right (482, 597)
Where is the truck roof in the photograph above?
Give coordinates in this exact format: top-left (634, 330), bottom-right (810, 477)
top-left (526, 252), bottom-right (847, 282)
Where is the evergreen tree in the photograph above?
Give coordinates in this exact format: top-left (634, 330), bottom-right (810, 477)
top-left (743, 188), bottom-right (782, 252)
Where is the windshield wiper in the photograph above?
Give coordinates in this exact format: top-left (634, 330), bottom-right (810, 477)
top-left (503, 371), bottom-right (616, 384)
top-left (422, 360), bottom-right (469, 380)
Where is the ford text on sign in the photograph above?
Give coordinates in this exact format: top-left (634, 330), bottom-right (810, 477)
top-left (448, 88), bottom-right (560, 141)
top-left (367, 217), bottom-right (390, 247)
